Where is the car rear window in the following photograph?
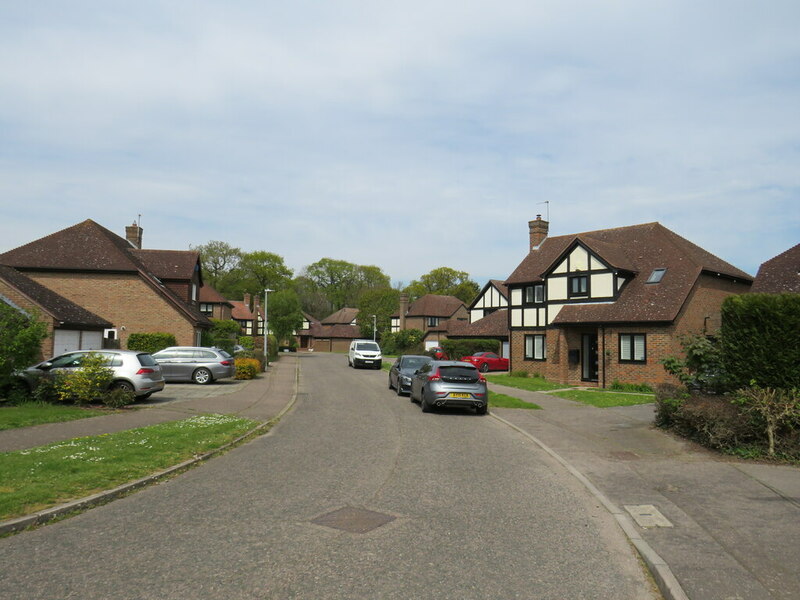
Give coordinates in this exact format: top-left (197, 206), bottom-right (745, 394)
top-left (197, 350), bottom-right (217, 359)
top-left (439, 366), bottom-right (479, 383)
top-left (137, 354), bottom-right (158, 367)
top-left (219, 350), bottom-right (233, 358)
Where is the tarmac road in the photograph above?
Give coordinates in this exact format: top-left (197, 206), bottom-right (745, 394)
top-left (0, 352), bottom-right (658, 599)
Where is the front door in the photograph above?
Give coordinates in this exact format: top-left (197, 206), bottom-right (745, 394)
top-left (581, 333), bottom-right (598, 382)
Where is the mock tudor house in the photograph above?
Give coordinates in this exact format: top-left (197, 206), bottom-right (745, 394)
top-left (751, 243), bottom-right (800, 294)
top-left (0, 219), bottom-right (211, 350)
top-left (230, 293), bottom-right (258, 336)
top-left (0, 264), bottom-right (112, 358)
top-left (391, 294), bottom-right (468, 349)
top-left (296, 312), bottom-right (322, 350)
top-left (447, 280), bottom-right (510, 357)
top-left (505, 216), bottom-right (753, 387)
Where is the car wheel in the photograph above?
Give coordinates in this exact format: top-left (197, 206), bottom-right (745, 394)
top-left (193, 368), bottom-right (212, 385)
top-left (396, 382), bottom-right (404, 396)
top-left (479, 362), bottom-right (489, 373)
top-left (111, 380), bottom-right (134, 393)
top-left (420, 390), bottom-right (433, 413)
top-left (388, 376), bottom-right (394, 390)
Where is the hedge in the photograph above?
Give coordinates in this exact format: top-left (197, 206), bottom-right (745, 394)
top-left (437, 339), bottom-right (501, 360)
top-left (126, 333), bottom-right (176, 354)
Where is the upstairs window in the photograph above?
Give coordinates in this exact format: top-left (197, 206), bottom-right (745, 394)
top-left (427, 317), bottom-right (440, 327)
top-left (524, 284), bottom-right (545, 304)
top-left (568, 275), bottom-right (588, 297)
top-left (647, 268), bottom-right (667, 284)
top-left (199, 303), bottom-right (214, 316)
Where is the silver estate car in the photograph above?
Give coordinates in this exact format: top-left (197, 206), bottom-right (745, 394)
top-left (19, 350), bottom-right (165, 399)
top-left (409, 360), bottom-right (489, 415)
top-left (151, 347), bottom-right (235, 384)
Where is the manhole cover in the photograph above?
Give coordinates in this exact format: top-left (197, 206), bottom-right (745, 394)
top-left (311, 507), bottom-right (396, 534)
top-left (624, 505), bottom-right (674, 528)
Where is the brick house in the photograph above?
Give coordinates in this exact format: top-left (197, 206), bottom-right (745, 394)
top-left (751, 243), bottom-right (800, 293)
top-left (230, 293), bottom-right (257, 336)
top-left (0, 219), bottom-right (211, 349)
top-left (505, 216), bottom-right (753, 387)
top-left (0, 264), bottom-right (112, 358)
top-left (198, 284), bottom-right (233, 320)
top-left (311, 308), bottom-right (361, 352)
top-left (391, 294), bottom-right (468, 349)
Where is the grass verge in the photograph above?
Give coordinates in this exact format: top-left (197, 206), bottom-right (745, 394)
top-left (490, 393), bottom-right (542, 410)
top-left (0, 413), bottom-right (257, 520)
top-left (0, 402), bottom-right (110, 431)
top-left (552, 390), bottom-right (654, 408)
top-left (486, 374), bottom-right (568, 392)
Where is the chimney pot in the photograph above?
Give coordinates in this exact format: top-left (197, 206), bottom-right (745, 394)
top-left (125, 222), bottom-right (143, 249)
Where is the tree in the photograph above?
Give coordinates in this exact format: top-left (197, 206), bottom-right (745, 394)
top-left (192, 241), bottom-right (242, 289)
top-left (357, 288), bottom-right (401, 341)
top-left (0, 303), bottom-right (48, 393)
top-left (267, 290), bottom-right (304, 347)
top-left (222, 251), bottom-right (293, 300)
top-left (404, 267), bottom-right (480, 304)
top-left (301, 258), bottom-right (391, 313)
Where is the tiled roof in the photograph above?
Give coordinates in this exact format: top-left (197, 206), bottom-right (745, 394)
top-left (448, 309), bottom-right (509, 338)
top-left (322, 307), bottom-right (359, 324)
top-left (405, 294), bottom-right (465, 318)
top-left (0, 264), bottom-right (112, 329)
top-left (199, 284), bottom-right (231, 305)
top-left (229, 300), bottom-right (255, 320)
top-left (133, 249), bottom-right (201, 282)
top-left (315, 324), bottom-right (362, 339)
top-left (0, 219), bottom-right (210, 327)
top-left (505, 222), bottom-right (752, 325)
top-left (751, 243), bottom-right (800, 293)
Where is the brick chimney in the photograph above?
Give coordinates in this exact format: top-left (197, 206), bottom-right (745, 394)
top-left (529, 214), bottom-right (549, 251)
top-left (399, 294), bottom-right (409, 330)
top-left (243, 292), bottom-right (252, 312)
top-left (125, 221), bottom-right (143, 249)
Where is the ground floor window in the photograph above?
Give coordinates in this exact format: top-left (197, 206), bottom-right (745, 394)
top-left (619, 333), bottom-right (646, 362)
top-left (524, 334), bottom-right (546, 360)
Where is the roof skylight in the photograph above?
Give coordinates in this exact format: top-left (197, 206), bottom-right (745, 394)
top-left (647, 268), bottom-right (667, 284)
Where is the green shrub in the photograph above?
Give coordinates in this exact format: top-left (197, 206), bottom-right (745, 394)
top-left (720, 294), bottom-right (800, 390)
top-left (127, 333), bottom-right (177, 354)
top-left (509, 370), bottom-right (529, 378)
top-left (382, 329), bottom-right (425, 355)
top-left (102, 387), bottom-right (136, 408)
top-left (238, 336), bottom-right (255, 351)
top-left (53, 353), bottom-right (114, 405)
top-left (440, 339), bottom-right (501, 360)
top-left (202, 319), bottom-right (241, 354)
top-left (0, 303), bottom-right (48, 393)
top-left (661, 333), bottom-right (729, 394)
top-left (654, 383), bottom-right (688, 428)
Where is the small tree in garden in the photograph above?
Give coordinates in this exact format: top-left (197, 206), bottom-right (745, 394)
top-left (734, 385), bottom-right (800, 457)
top-left (53, 353), bottom-right (114, 405)
top-left (0, 302), bottom-right (48, 394)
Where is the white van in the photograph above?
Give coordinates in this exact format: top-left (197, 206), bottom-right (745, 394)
top-left (348, 339), bottom-right (383, 369)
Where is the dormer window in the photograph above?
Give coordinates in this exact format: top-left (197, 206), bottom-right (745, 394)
top-left (568, 275), bottom-right (588, 297)
top-left (647, 268), bottom-right (667, 284)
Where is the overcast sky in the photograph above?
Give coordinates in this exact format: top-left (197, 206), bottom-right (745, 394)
top-left (1, 1), bottom-right (798, 286)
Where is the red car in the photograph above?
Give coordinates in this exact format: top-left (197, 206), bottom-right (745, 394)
top-left (459, 351), bottom-right (509, 373)
top-left (429, 346), bottom-right (449, 360)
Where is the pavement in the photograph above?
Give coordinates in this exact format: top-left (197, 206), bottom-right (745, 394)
top-left (2, 356), bottom-right (799, 600)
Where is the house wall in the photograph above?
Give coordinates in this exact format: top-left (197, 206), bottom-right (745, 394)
top-left (0, 279), bottom-right (56, 359)
top-left (25, 272), bottom-right (199, 349)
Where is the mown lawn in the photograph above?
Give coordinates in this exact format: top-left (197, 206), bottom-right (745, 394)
top-left (551, 389), bottom-right (654, 408)
top-left (485, 374), bottom-right (568, 392)
top-left (0, 402), bottom-right (109, 431)
top-left (0, 414), bottom-right (258, 520)
top-left (490, 393), bottom-right (542, 410)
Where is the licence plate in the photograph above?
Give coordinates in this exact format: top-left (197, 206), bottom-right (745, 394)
top-left (449, 393), bottom-right (470, 399)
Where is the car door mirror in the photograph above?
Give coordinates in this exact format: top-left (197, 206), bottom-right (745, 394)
top-left (39, 362), bottom-right (53, 371)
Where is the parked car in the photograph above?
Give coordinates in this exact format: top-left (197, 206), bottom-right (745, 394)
top-left (348, 340), bottom-right (382, 369)
top-left (151, 347), bottom-right (235, 384)
top-left (409, 360), bottom-right (488, 415)
top-left (459, 351), bottom-right (509, 373)
top-left (388, 355), bottom-right (432, 396)
top-left (429, 346), bottom-right (448, 360)
top-left (17, 350), bottom-right (165, 399)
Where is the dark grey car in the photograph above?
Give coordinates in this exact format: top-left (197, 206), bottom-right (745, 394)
top-left (409, 360), bottom-right (489, 415)
top-left (388, 355), bottom-right (431, 396)
top-left (151, 347), bottom-right (235, 384)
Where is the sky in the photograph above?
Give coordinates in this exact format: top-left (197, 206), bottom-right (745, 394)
top-left (1, 1), bottom-right (798, 287)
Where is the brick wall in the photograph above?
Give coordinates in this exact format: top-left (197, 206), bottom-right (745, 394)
top-left (26, 272), bottom-right (198, 348)
top-left (0, 279), bottom-right (56, 359)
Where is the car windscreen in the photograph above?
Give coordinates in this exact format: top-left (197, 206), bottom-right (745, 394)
top-left (438, 366), bottom-right (480, 383)
top-left (137, 354), bottom-right (158, 367)
top-left (356, 343), bottom-right (380, 351)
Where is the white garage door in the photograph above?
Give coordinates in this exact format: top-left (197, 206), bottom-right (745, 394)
top-left (52, 330), bottom-right (104, 354)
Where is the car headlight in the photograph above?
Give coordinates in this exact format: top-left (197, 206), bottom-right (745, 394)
top-left (401, 375), bottom-right (411, 384)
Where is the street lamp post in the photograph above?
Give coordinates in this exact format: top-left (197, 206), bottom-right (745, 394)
top-left (263, 288), bottom-right (273, 367)
top-left (372, 314), bottom-right (377, 341)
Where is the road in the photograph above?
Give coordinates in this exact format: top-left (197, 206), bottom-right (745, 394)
top-left (0, 353), bottom-right (658, 599)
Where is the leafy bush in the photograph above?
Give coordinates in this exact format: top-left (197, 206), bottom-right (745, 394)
top-left (102, 387), bottom-right (136, 408)
top-left (238, 336), bottom-right (255, 351)
top-left (381, 329), bottom-right (425, 355)
top-left (0, 303), bottom-right (48, 394)
top-left (661, 334), bottom-right (729, 393)
top-left (235, 358), bottom-right (260, 380)
top-left (509, 370), bottom-right (529, 378)
top-left (440, 339), bottom-right (501, 360)
top-left (720, 293), bottom-right (800, 390)
top-left (654, 383), bottom-right (688, 428)
top-left (204, 319), bottom-right (241, 354)
top-left (53, 353), bottom-right (114, 405)
top-left (734, 385), bottom-right (800, 456)
top-left (127, 333), bottom-right (177, 355)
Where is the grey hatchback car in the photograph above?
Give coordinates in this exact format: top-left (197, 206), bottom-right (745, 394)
top-left (18, 350), bottom-right (165, 398)
top-left (151, 347), bottom-right (235, 384)
top-left (409, 360), bottom-right (489, 415)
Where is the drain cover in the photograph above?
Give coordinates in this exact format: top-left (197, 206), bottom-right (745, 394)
top-left (624, 504), bottom-right (673, 528)
top-left (311, 507), bottom-right (396, 534)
